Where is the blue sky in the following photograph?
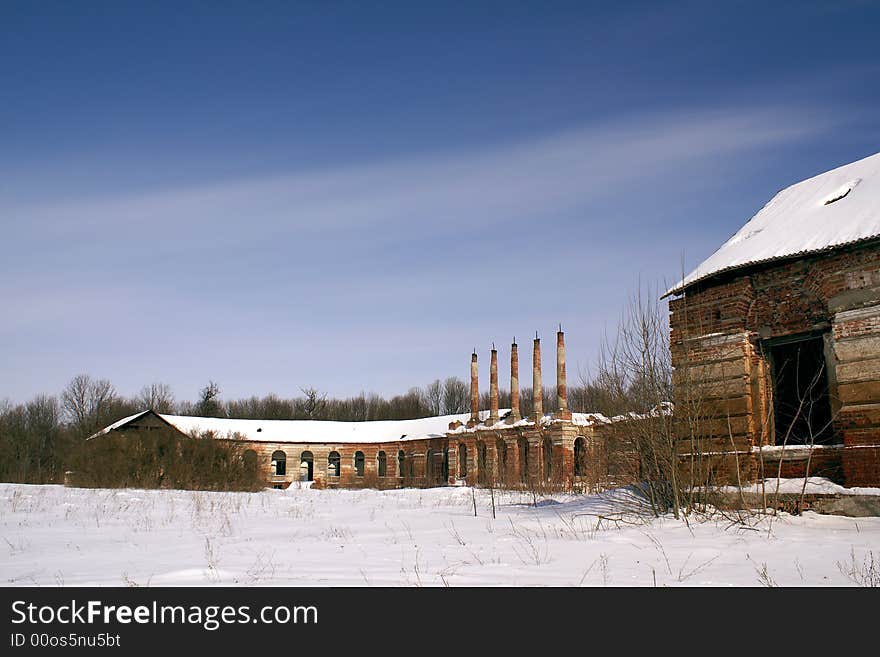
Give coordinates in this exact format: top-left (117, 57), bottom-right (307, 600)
top-left (2, 1), bottom-right (879, 404)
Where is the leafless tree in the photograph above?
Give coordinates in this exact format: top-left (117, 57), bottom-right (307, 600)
top-left (61, 374), bottom-right (117, 436)
top-left (594, 285), bottom-right (682, 518)
top-left (137, 383), bottom-right (175, 413)
top-left (387, 387), bottom-right (426, 419)
top-left (194, 381), bottom-right (222, 417)
top-left (0, 395), bottom-right (64, 482)
top-left (423, 379), bottom-right (443, 416)
top-left (300, 386), bottom-right (327, 420)
top-left (442, 377), bottom-right (468, 414)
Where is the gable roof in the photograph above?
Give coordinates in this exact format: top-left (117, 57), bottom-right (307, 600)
top-left (95, 409), bottom-right (495, 444)
top-left (665, 151), bottom-right (880, 297)
top-left (93, 408), bottom-right (611, 444)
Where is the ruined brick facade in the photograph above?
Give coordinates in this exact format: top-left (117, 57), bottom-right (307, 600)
top-left (98, 331), bottom-right (612, 492)
top-left (235, 419), bottom-right (601, 491)
top-left (669, 239), bottom-right (880, 487)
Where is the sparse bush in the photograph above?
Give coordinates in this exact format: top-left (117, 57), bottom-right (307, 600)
top-left (70, 429), bottom-right (263, 492)
top-left (837, 548), bottom-right (879, 587)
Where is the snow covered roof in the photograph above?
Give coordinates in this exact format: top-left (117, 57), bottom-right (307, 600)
top-left (665, 151), bottom-right (880, 297)
top-left (447, 410), bottom-right (612, 434)
top-left (96, 409), bottom-right (499, 444)
top-left (96, 404), bottom-right (659, 443)
top-left (91, 409), bottom-right (631, 443)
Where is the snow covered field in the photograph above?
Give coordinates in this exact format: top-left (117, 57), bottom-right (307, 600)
top-left (1, 483), bottom-right (878, 587)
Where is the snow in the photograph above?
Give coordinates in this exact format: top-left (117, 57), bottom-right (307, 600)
top-left (572, 412), bottom-right (612, 425)
top-left (753, 444), bottom-right (843, 459)
top-left (447, 411), bottom-right (613, 434)
top-left (96, 410), bottom-right (151, 434)
top-left (98, 408), bottom-right (621, 443)
top-left (95, 409), bottom-right (502, 444)
top-left (719, 477), bottom-right (880, 497)
top-left (2, 483), bottom-right (878, 586)
top-left (666, 151), bottom-right (880, 296)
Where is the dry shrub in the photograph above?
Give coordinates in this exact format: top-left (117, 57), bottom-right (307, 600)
top-left (70, 429), bottom-right (263, 491)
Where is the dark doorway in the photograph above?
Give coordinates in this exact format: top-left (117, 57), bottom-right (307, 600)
top-left (476, 441), bottom-right (488, 486)
top-left (272, 450), bottom-right (287, 476)
top-left (300, 451), bottom-right (314, 481)
top-left (767, 334), bottom-right (835, 445)
top-left (574, 437), bottom-right (586, 477)
top-left (328, 451), bottom-right (341, 477)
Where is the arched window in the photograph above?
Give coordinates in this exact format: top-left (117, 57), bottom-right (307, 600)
top-left (442, 447), bottom-right (450, 481)
top-left (458, 444), bottom-right (468, 478)
top-left (354, 451), bottom-right (365, 477)
top-left (272, 450), bottom-right (287, 476)
top-left (476, 441), bottom-right (488, 485)
top-left (300, 450), bottom-right (314, 481)
top-left (518, 437), bottom-right (529, 483)
top-left (328, 451), bottom-right (341, 477)
top-left (496, 438), bottom-right (507, 483)
top-left (543, 437), bottom-right (553, 481)
top-left (243, 449), bottom-right (258, 474)
top-left (377, 451), bottom-right (387, 477)
top-left (397, 450), bottom-right (405, 478)
top-left (574, 437), bottom-right (586, 477)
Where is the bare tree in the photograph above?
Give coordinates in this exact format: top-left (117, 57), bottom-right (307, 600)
top-left (137, 383), bottom-right (175, 413)
top-left (595, 285), bottom-right (682, 518)
top-left (61, 374), bottom-right (117, 436)
top-left (194, 381), bottom-right (222, 417)
top-left (387, 387), bottom-right (426, 419)
top-left (300, 386), bottom-right (327, 420)
top-left (0, 395), bottom-right (64, 482)
top-left (423, 379), bottom-right (443, 416)
top-left (442, 377), bottom-right (468, 414)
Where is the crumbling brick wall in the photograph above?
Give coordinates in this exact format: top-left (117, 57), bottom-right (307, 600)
top-left (669, 240), bottom-right (880, 486)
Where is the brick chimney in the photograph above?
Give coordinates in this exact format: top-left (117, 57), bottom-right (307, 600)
top-left (488, 345), bottom-right (499, 424)
top-left (468, 351), bottom-right (479, 427)
top-left (532, 334), bottom-right (543, 422)
top-left (507, 339), bottom-right (521, 423)
top-left (554, 327), bottom-right (572, 420)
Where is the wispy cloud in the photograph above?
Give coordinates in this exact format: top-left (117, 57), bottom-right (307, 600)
top-left (8, 102), bottom-right (838, 249)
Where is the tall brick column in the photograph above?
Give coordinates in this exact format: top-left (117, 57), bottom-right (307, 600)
top-left (468, 351), bottom-right (479, 427)
top-left (488, 345), bottom-right (500, 424)
top-left (508, 339), bottom-right (521, 423)
top-left (554, 328), bottom-right (572, 420)
top-left (533, 334), bottom-right (543, 422)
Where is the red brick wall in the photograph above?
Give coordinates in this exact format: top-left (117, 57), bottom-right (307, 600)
top-left (232, 421), bottom-right (597, 491)
top-left (670, 240), bottom-right (880, 486)
top-left (757, 447), bottom-right (844, 481)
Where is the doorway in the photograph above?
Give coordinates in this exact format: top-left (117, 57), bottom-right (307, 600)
top-left (767, 333), bottom-right (835, 445)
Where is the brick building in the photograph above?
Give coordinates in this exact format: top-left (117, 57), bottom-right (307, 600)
top-left (665, 151), bottom-right (880, 487)
top-left (96, 331), bottom-right (612, 490)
